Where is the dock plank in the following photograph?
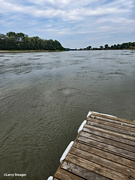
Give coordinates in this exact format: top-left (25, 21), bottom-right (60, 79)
top-left (69, 146), bottom-right (135, 178)
top-left (83, 125), bottom-right (135, 146)
top-left (77, 135), bottom-right (135, 161)
top-left (54, 167), bottom-right (83, 180)
top-left (73, 141), bottom-right (135, 169)
top-left (88, 118), bottom-right (135, 132)
top-left (87, 121), bottom-right (135, 136)
top-left (61, 160), bottom-right (110, 180)
top-left (52, 112), bottom-right (135, 180)
top-left (89, 115), bottom-right (135, 128)
top-left (80, 130), bottom-right (135, 152)
top-left (84, 124), bottom-right (135, 142)
top-left (66, 153), bottom-right (132, 180)
top-left (88, 112), bottom-right (135, 125)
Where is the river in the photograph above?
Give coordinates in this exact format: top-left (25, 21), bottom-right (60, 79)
top-left (0, 50), bottom-right (135, 180)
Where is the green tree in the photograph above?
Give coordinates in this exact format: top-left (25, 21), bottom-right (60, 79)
top-left (6, 32), bottom-right (16, 37)
top-left (87, 46), bottom-right (92, 50)
top-left (105, 44), bottom-right (109, 49)
top-left (100, 46), bottom-right (103, 50)
top-left (0, 31), bottom-right (65, 50)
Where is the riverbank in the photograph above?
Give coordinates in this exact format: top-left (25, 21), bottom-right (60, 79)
top-left (1, 49), bottom-right (135, 53)
top-left (0, 50), bottom-right (65, 53)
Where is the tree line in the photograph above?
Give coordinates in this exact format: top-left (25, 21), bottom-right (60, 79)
top-left (101, 42), bottom-right (135, 50)
top-left (80, 42), bottom-right (135, 50)
top-left (0, 32), bottom-right (65, 51)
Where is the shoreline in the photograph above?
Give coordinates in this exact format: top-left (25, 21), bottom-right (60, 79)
top-left (0, 50), bottom-right (65, 53)
top-left (0, 49), bottom-right (134, 53)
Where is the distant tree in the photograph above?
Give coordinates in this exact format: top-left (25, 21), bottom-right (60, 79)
top-left (87, 46), bottom-right (92, 50)
top-left (104, 44), bottom-right (109, 49)
top-left (110, 45), bottom-right (114, 49)
top-left (116, 44), bottom-right (121, 49)
top-left (113, 44), bottom-right (117, 49)
top-left (132, 42), bottom-right (135, 46)
top-left (16, 33), bottom-right (25, 42)
top-left (109, 42), bottom-right (135, 50)
top-left (100, 46), bottom-right (103, 50)
top-left (6, 32), bottom-right (16, 37)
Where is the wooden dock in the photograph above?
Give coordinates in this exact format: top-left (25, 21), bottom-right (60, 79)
top-left (51, 111), bottom-right (135, 180)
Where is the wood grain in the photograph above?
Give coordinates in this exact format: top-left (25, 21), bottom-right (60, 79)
top-left (87, 121), bottom-right (135, 137)
top-left (77, 135), bottom-right (135, 161)
top-left (88, 118), bottom-right (135, 132)
top-left (54, 166), bottom-right (83, 180)
top-left (88, 113), bottom-right (135, 125)
top-left (61, 160), bottom-right (110, 180)
top-left (80, 130), bottom-right (135, 152)
top-left (70, 146), bottom-right (135, 178)
top-left (84, 124), bottom-right (135, 142)
top-left (66, 153), bottom-right (133, 180)
top-left (73, 141), bottom-right (135, 169)
top-left (91, 116), bottom-right (135, 128)
top-left (83, 126), bottom-right (135, 146)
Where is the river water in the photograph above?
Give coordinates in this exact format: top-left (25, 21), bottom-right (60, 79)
top-left (0, 50), bottom-right (135, 179)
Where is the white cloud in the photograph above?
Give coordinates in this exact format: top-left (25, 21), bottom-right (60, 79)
top-left (0, 0), bottom-right (133, 20)
top-left (0, 0), bottom-right (134, 48)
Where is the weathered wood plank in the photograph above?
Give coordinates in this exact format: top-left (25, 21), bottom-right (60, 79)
top-left (53, 113), bottom-right (135, 180)
top-left (90, 116), bottom-right (135, 128)
top-left (88, 112), bottom-right (135, 125)
top-left (54, 166), bottom-right (84, 180)
top-left (88, 118), bottom-right (135, 132)
top-left (70, 146), bottom-right (135, 178)
top-left (83, 126), bottom-right (135, 146)
top-left (77, 135), bottom-right (135, 161)
top-left (73, 141), bottom-right (135, 169)
top-left (61, 160), bottom-right (110, 180)
top-left (84, 124), bottom-right (135, 142)
top-left (80, 131), bottom-right (135, 152)
top-left (66, 153), bottom-right (133, 180)
top-left (87, 121), bottom-right (135, 137)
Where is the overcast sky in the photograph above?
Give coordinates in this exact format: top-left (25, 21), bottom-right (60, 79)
top-left (0, 0), bottom-right (135, 48)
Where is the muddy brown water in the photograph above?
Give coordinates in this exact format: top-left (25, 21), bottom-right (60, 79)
top-left (0, 50), bottom-right (135, 180)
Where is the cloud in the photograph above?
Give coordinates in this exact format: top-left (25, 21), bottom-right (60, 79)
top-left (0, 0), bottom-right (132, 20)
top-left (0, 0), bottom-right (134, 48)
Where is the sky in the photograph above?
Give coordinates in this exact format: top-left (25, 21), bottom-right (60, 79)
top-left (0, 0), bottom-right (135, 48)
